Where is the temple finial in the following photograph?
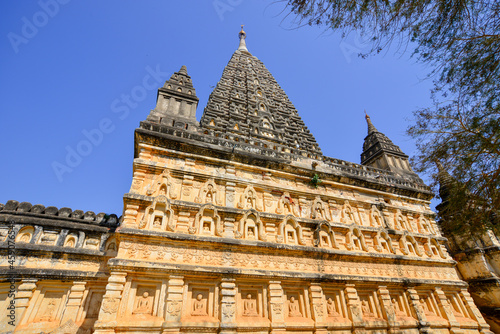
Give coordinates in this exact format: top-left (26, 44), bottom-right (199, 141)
top-left (365, 111), bottom-right (378, 134)
top-left (238, 25), bottom-right (248, 52)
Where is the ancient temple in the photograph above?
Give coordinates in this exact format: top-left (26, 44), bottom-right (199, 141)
top-left (0, 28), bottom-right (493, 334)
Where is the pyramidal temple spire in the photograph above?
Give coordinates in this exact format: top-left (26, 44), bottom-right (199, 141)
top-left (361, 113), bottom-right (417, 177)
top-left (237, 25), bottom-right (249, 53)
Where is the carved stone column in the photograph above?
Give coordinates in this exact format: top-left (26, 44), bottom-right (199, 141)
top-left (61, 281), bottom-right (87, 324)
top-left (181, 175), bottom-right (194, 201)
top-left (163, 275), bottom-right (184, 334)
top-left (122, 204), bottom-right (139, 228)
top-left (377, 286), bottom-right (397, 332)
top-left (309, 283), bottom-right (327, 334)
top-left (94, 271), bottom-right (127, 334)
top-left (223, 217), bottom-right (235, 238)
top-left (459, 288), bottom-right (492, 334)
top-left (15, 279), bottom-right (37, 327)
top-left (268, 281), bottom-right (285, 333)
top-left (344, 284), bottom-right (364, 334)
top-left (220, 278), bottom-right (237, 334)
top-left (433, 287), bottom-right (461, 333)
top-left (406, 287), bottom-right (430, 333)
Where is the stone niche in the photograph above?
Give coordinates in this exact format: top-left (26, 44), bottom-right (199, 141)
top-left (237, 283), bottom-right (269, 325)
top-left (183, 282), bottom-right (219, 322)
top-left (283, 286), bottom-right (314, 327)
top-left (122, 280), bottom-right (163, 320)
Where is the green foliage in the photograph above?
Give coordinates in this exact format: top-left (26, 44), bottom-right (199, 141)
top-left (281, 0), bottom-right (500, 238)
top-left (310, 174), bottom-right (322, 188)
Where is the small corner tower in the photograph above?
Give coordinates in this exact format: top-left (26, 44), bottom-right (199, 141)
top-left (146, 65), bottom-right (199, 130)
top-left (361, 113), bottom-right (415, 177)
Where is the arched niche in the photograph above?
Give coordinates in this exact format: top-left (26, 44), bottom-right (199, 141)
top-left (423, 238), bottom-right (446, 259)
top-left (195, 178), bottom-right (221, 205)
top-left (139, 195), bottom-right (175, 231)
top-left (369, 204), bottom-right (384, 227)
top-left (374, 231), bottom-right (395, 254)
top-left (394, 209), bottom-right (410, 231)
top-left (399, 234), bottom-right (423, 257)
top-left (237, 185), bottom-right (261, 211)
top-left (311, 197), bottom-right (331, 221)
top-left (340, 200), bottom-right (359, 225)
top-left (276, 192), bottom-right (298, 216)
top-left (105, 237), bottom-right (118, 256)
top-left (345, 227), bottom-right (368, 252)
top-left (16, 226), bottom-right (34, 243)
top-left (235, 210), bottom-right (266, 241)
top-left (64, 234), bottom-right (78, 248)
top-left (416, 214), bottom-right (435, 235)
top-left (191, 204), bottom-right (222, 237)
top-left (146, 169), bottom-right (177, 199)
top-left (277, 216), bottom-right (305, 245)
top-left (313, 222), bottom-right (337, 249)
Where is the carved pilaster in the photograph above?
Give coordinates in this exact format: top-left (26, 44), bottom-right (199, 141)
top-left (176, 211), bottom-right (190, 233)
top-left (433, 286), bottom-right (461, 332)
top-left (225, 181), bottom-right (236, 208)
top-left (181, 175), bottom-right (194, 201)
top-left (15, 279), bottom-right (37, 327)
top-left (309, 283), bottom-right (327, 334)
top-left (377, 286), bottom-right (397, 332)
top-left (223, 217), bottom-right (235, 238)
top-left (61, 281), bottom-right (87, 324)
top-left (163, 275), bottom-right (184, 333)
top-left (220, 278), bottom-right (237, 334)
top-left (94, 271), bottom-right (127, 333)
top-left (459, 288), bottom-right (493, 334)
top-left (268, 281), bottom-right (285, 333)
top-left (345, 284), bottom-right (364, 333)
top-left (406, 287), bottom-right (430, 333)
top-left (122, 204), bottom-right (139, 228)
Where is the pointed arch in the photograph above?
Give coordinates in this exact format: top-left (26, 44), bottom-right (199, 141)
top-left (311, 196), bottom-right (331, 220)
top-left (139, 195), bottom-right (175, 231)
top-left (394, 209), bottom-right (410, 231)
top-left (146, 169), bottom-right (177, 199)
top-left (277, 215), bottom-right (305, 245)
top-left (423, 237), bottom-right (446, 259)
top-left (373, 231), bottom-right (395, 254)
top-left (369, 204), bottom-right (384, 227)
top-left (340, 200), bottom-right (359, 225)
top-left (191, 204), bottom-right (222, 236)
top-left (313, 221), bottom-right (337, 249)
top-left (195, 178), bottom-right (222, 205)
top-left (237, 185), bottom-right (261, 211)
top-left (235, 209), bottom-right (267, 241)
top-left (345, 226), bottom-right (368, 252)
top-left (399, 233), bottom-right (423, 257)
top-left (276, 192), bottom-right (298, 216)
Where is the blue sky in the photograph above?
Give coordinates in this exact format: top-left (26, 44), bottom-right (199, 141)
top-left (0, 1), bottom-right (436, 216)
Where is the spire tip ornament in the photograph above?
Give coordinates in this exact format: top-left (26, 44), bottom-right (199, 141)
top-left (237, 25), bottom-right (249, 52)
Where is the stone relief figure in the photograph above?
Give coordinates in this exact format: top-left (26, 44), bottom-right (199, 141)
top-left (243, 294), bottom-right (258, 316)
top-left (341, 200), bottom-right (359, 224)
top-left (40, 299), bottom-right (57, 321)
top-left (288, 296), bottom-right (302, 317)
top-left (195, 179), bottom-right (221, 205)
top-left (326, 298), bottom-right (340, 317)
top-left (391, 298), bottom-right (406, 316)
top-left (361, 300), bottom-right (375, 318)
top-left (192, 205), bottom-right (222, 236)
top-left (235, 211), bottom-right (266, 241)
top-left (419, 297), bottom-right (435, 316)
top-left (139, 196), bottom-right (175, 231)
top-left (145, 169), bottom-right (177, 199)
top-left (276, 192), bottom-right (298, 216)
top-left (311, 197), bottom-right (331, 220)
top-left (192, 293), bottom-right (208, 316)
top-left (132, 291), bottom-right (153, 315)
top-left (369, 204), bottom-right (384, 227)
top-left (237, 186), bottom-right (262, 211)
top-left (277, 216), bottom-right (305, 245)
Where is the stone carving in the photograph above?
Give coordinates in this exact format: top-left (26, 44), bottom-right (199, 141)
top-left (238, 186), bottom-right (262, 211)
top-left (345, 227), bottom-right (368, 251)
top-left (132, 291), bottom-right (153, 315)
top-left (400, 234), bottom-right (423, 257)
top-left (311, 196), bottom-right (331, 220)
top-left (192, 204), bottom-right (222, 236)
top-left (374, 231), bottom-right (395, 253)
top-left (272, 303), bottom-right (282, 315)
top-left (243, 293), bottom-right (258, 316)
top-left (222, 304), bottom-right (236, 318)
top-left (235, 210), bottom-right (266, 241)
top-left (277, 215), bottom-right (305, 245)
top-left (192, 293), bottom-right (208, 316)
top-left (276, 192), bottom-right (298, 216)
top-left (419, 297), bottom-right (436, 316)
top-left (394, 209), bottom-right (410, 231)
top-left (87, 292), bottom-right (103, 318)
top-left (313, 222), bottom-right (337, 248)
top-left (195, 179), bottom-right (222, 205)
top-left (146, 169), bottom-right (177, 198)
top-left (17, 226), bottom-right (34, 243)
top-left (102, 297), bottom-right (120, 314)
top-left (361, 300), bottom-right (375, 318)
top-left (139, 195), bottom-right (175, 231)
top-left (38, 298), bottom-right (58, 321)
top-left (369, 204), bottom-right (384, 227)
top-left (391, 298), bottom-right (406, 317)
top-left (326, 297), bottom-right (340, 317)
top-left (288, 296), bottom-right (302, 317)
top-left (341, 200), bottom-right (360, 224)
top-left (166, 301), bottom-right (181, 317)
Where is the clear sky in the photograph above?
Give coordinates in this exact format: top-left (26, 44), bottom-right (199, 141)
top-left (0, 0), bottom-right (436, 216)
